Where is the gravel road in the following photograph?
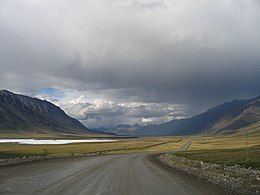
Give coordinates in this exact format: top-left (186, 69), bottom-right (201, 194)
top-left (0, 152), bottom-right (230, 195)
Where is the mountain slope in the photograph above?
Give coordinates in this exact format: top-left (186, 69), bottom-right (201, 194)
top-left (127, 95), bottom-right (260, 136)
top-left (0, 90), bottom-right (92, 134)
top-left (93, 124), bottom-right (142, 135)
top-left (209, 98), bottom-right (260, 133)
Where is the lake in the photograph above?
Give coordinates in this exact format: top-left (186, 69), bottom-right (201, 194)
top-left (0, 139), bottom-right (117, 145)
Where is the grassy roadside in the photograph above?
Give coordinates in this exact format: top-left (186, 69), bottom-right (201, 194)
top-left (0, 137), bottom-right (186, 160)
top-left (190, 133), bottom-right (260, 150)
top-left (175, 132), bottom-right (260, 169)
top-left (175, 145), bottom-right (260, 169)
top-left (159, 133), bottom-right (260, 194)
top-left (1, 130), bottom-right (260, 169)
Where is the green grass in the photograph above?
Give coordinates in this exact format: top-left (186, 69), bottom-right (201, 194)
top-left (175, 145), bottom-right (260, 169)
top-left (176, 131), bottom-right (260, 169)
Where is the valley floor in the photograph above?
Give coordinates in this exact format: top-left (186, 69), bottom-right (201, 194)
top-left (0, 132), bottom-right (259, 194)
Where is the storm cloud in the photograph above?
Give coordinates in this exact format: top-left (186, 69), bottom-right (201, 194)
top-left (0, 0), bottom-right (260, 127)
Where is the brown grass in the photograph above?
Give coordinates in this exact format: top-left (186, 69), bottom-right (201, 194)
top-left (0, 137), bottom-right (185, 158)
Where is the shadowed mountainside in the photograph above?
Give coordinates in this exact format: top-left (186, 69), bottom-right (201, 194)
top-left (93, 123), bottom-right (142, 135)
top-left (0, 90), bottom-right (93, 134)
top-left (1, 89), bottom-right (259, 136)
top-left (117, 95), bottom-right (260, 136)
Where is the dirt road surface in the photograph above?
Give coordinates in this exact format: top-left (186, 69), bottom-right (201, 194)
top-left (0, 152), bottom-right (230, 195)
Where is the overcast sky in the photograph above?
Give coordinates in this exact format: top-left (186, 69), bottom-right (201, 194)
top-left (1, 0), bottom-right (260, 128)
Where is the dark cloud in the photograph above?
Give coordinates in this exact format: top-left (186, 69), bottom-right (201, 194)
top-left (0, 0), bottom-right (260, 126)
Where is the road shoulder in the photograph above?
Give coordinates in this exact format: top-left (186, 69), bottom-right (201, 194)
top-left (151, 153), bottom-right (259, 194)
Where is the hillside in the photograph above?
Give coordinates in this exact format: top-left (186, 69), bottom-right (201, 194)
top-left (0, 90), bottom-right (93, 134)
top-left (2, 89), bottom-right (258, 136)
top-left (122, 95), bottom-right (260, 136)
top-left (209, 98), bottom-right (260, 133)
top-left (93, 123), bottom-right (142, 135)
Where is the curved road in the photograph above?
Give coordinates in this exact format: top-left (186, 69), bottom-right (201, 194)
top-left (0, 152), bottom-right (229, 195)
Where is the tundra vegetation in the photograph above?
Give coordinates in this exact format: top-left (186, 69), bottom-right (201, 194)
top-left (0, 130), bottom-right (259, 169)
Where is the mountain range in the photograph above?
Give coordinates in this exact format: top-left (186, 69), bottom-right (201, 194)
top-left (1, 89), bottom-right (259, 136)
top-left (0, 90), bottom-right (93, 134)
top-left (93, 123), bottom-right (142, 135)
top-left (96, 95), bottom-right (260, 136)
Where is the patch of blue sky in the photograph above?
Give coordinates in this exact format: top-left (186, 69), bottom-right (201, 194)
top-left (39, 87), bottom-right (64, 99)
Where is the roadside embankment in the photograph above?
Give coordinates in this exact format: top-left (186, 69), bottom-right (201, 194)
top-left (0, 154), bottom-right (94, 166)
top-left (158, 153), bottom-right (260, 194)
